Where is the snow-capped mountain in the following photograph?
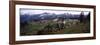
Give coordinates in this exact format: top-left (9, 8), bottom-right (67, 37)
top-left (20, 12), bottom-right (87, 23)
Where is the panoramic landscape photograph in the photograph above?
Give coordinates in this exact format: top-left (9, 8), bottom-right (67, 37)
top-left (20, 8), bottom-right (90, 36)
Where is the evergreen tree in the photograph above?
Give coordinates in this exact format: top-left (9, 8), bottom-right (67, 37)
top-left (87, 12), bottom-right (90, 21)
top-left (79, 11), bottom-right (84, 22)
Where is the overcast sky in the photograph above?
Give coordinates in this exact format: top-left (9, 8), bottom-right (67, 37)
top-left (20, 8), bottom-right (90, 15)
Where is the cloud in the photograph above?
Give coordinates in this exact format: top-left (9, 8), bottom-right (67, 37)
top-left (20, 8), bottom-right (89, 15)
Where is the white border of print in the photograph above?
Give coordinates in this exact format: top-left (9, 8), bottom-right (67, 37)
top-left (15, 5), bottom-right (94, 41)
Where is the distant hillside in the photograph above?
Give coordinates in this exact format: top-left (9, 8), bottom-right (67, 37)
top-left (20, 12), bottom-right (87, 23)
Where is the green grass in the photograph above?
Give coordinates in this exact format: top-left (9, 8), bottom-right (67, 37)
top-left (20, 20), bottom-right (90, 36)
top-left (63, 22), bottom-right (90, 34)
